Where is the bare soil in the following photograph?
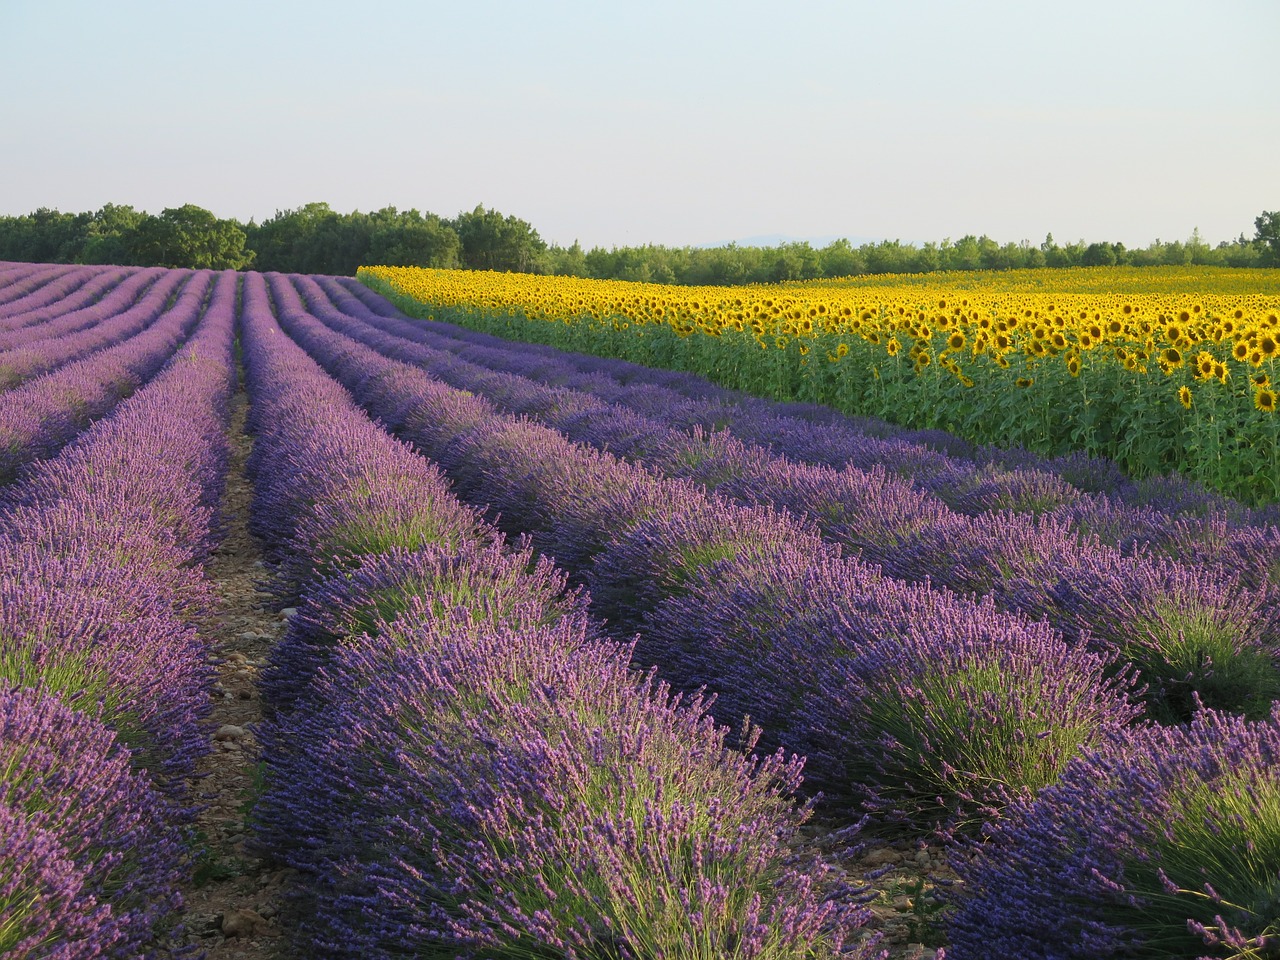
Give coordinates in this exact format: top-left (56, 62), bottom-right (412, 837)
top-left (169, 389), bottom-right (291, 959)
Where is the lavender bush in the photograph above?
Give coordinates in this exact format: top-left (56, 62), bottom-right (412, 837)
top-left (948, 704), bottom-right (1280, 959)
top-left (261, 537), bottom-right (589, 710)
top-left (257, 614), bottom-right (881, 960)
top-left (0, 686), bottom-right (186, 959)
top-left (0, 806), bottom-right (123, 959)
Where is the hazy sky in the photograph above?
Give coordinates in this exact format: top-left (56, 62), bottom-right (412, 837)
top-left (2, 0), bottom-right (1276, 249)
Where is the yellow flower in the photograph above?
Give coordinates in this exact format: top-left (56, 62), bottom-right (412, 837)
top-left (1195, 351), bottom-right (1216, 380)
top-left (1256, 388), bottom-right (1278, 413)
top-left (1178, 385), bottom-right (1192, 409)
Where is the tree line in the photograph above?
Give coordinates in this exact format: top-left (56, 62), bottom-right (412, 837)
top-left (2, 201), bottom-right (1277, 281)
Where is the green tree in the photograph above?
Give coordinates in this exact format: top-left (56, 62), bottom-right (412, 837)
top-left (1254, 211), bottom-right (1280, 266)
top-left (1081, 241), bottom-right (1118, 267)
top-left (452, 204), bottom-right (547, 272)
top-left (366, 207), bottom-right (460, 268)
top-left (129, 204), bottom-right (253, 269)
top-left (79, 203), bottom-right (144, 265)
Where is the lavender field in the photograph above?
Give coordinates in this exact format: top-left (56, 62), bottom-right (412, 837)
top-left (2, 259), bottom-right (1277, 959)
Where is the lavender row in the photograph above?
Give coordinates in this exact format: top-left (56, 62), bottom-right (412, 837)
top-left (0, 264), bottom-right (133, 332)
top-left (0, 270), bottom-right (238, 957)
top-left (0, 269), bottom-right (208, 485)
top-left (240, 272), bottom-right (878, 959)
top-left (946, 705), bottom-right (1280, 958)
top-left (346, 275), bottom-right (1266, 524)
top-left (0, 262), bottom-right (87, 316)
top-left (0, 267), bottom-right (175, 388)
top-left (0, 264), bottom-right (139, 341)
top-left (0, 689), bottom-right (187, 958)
top-left (297, 274), bottom-right (1280, 725)
top-left (336, 274), bottom-right (1279, 532)
top-left (271, 271), bottom-right (1141, 834)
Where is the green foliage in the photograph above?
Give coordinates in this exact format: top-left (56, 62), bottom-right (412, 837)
top-left (1256, 210), bottom-right (1280, 267)
top-left (128, 204), bottom-right (253, 270)
top-left (2, 201), bottom-right (1275, 280)
top-left (450, 204), bottom-right (547, 272)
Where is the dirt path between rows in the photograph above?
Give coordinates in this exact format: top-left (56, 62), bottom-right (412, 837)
top-left (169, 386), bottom-right (292, 959)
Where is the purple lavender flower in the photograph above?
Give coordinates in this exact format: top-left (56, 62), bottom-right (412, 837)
top-left (256, 615), bottom-right (881, 959)
top-left (0, 686), bottom-right (186, 959)
top-left (947, 704), bottom-right (1280, 959)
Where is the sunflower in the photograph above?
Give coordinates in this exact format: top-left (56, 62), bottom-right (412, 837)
top-left (1255, 388), bottom-right (1278, 413)
top-left (1196, 352), bottom-right (1216, 380)
top-left (1178, 385), bottom-right (1193, 409)
top-left (886, 337), bottom-right (901, 357)
top-left (1260, 335), bottom-right (1278, 359)
top-left (1066, 354), bottom-right (1082, 377)
top-left (947, 331), bottom-right (965, 351)
top-left (1016, 377), bottom-right (1034, 388)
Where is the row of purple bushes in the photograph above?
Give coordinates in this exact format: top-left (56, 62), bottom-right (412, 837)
top-left (0, 262), bottom-right (105, 322)
top-left (0, 268), bottom-right (209, 484)
top-left (0, 263), bottom-right (134, 333)
top-left (342, 276), bottom-right (1279, 527)
top-left (297, 275), bottom-right (1280, 725)
top-left (0, 270), bottom-right (237, 957)
top-left (268, 271), bottom-right (1139, 832)
top-left (283, 272), bottom-right (1280, 959)
top-left (0, 266), bottom-right (171, 386)
top-left (239, 271), bottom-right (881, 959)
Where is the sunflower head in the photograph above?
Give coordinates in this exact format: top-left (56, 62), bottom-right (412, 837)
top-left (1178, 385), bottom-right (1193, 409)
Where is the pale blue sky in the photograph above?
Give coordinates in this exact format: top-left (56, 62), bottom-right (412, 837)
top-left (1, 0), bottom-right (1276, 249)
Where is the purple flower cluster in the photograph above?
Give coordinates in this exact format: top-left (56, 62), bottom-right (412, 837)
top-left (0, 266), bottom-right (238, 954)
top-left (262, 615), bottom-right (876, 959)
top-left (267, 272), bottom-right (1144, 832)
top-left (241, 272), bottom-right (485, 587)
top-left (0, 267), bottom-right (210, 484)
top-left (242, 277), bottom-right (879, 957)
top-left (947, 704), bottom-right (1280, 959)
top-left (259, 537), bottom-right (587, 710)
top-left (0, 687), bottom-right (187, 959)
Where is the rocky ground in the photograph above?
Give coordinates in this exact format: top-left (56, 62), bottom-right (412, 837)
top-left (169, 390), bottom-right (290, 959)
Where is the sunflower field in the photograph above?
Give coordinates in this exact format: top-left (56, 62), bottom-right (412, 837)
top-left (359, 265), bottom-right (1280, 504)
